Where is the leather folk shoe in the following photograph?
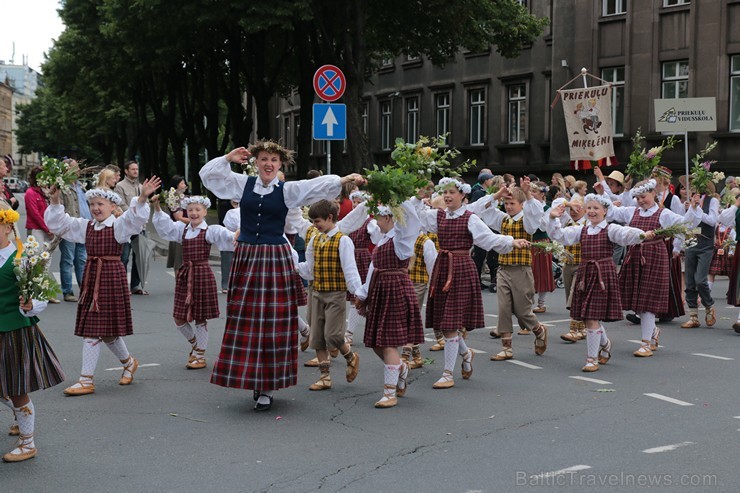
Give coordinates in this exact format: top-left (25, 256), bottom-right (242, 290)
top-left (705, 306), bottom-right (717, 327)
top-left (345, 352), bottom-right (360, 383)
top-left (681, 316), bottom-right (701, 329)
top-left (63, 380), bottom-right (95, 396)
top-left (119, 358), bottom-right (139, 386)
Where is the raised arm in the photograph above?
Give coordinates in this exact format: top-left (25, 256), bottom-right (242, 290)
top-left (199, 154), bottom-right (250, 201)
top-left (152, 209), bottom-right (186, 243)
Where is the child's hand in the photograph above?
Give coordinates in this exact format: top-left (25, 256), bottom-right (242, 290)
top-left (512, 239), bottom-right (530, 249)
top-left (519, 176), bottom-right (531, 193)
top-left (593, 181), bottom-right (604, 194)
top-left (643, 230), bottom-right (656, 241)
top-left (341, 173), bottom-right (366, 186)
top-left (139, 176), bottom-right (162, 202)
top-left (19, 297), bottom-right (33, 313)
top-left (691, 193), bottom-right (702, 208)
top-left (550, 204), bottom-right (565, 218)
top-left (149, 195), bottom-right (162, 211)
top-left (613, 200), bottom-right (621, 207)
top-left (226, 147), bottom-right (251, 164)
top-left (594, 166), bottom-right (604, 181)
top-left (114, 206), bottom-right (123, 218)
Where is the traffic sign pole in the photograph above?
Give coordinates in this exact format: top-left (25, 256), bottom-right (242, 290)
top-left (327, 142), bottom-right (331, 175)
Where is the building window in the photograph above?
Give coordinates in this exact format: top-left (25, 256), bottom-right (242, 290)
top-left (435, 92), bottom-right (451, 139)
top-left (362, 103), bottom-right (369, 136)
top-left (516, 0), bottom-right (527, 6)
top-left (406, 97), bottom-right (419, 143)
top-left (663, 0), bottom-right (689, 6)
top-left (602, 67), bottom-right (625, 136)
top-left (282, 116), bottom-right (291, 148)
top-left (602, 0), bottom-right (625, 15)
top-left (380, 100), bottom-right (392, 150)
top-left (293, 115), bottom-right (300, 151)
top-left (507, 84), bottom-right (527, 144)
top-left (662, 61), bottom-right (689, 98)
top-left (730, 56), bottom-right (740, 131)
top-left (381, 57), bottom-right (393, 67)
top-left (469, 88), bottom-right (486, 145)
top-left (405, 54), bottom-right (420, 62)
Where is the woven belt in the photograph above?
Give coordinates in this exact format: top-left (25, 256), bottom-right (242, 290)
top-left (81, 256), bottom-right (121, 312)
top-left (429, 249), bottom-right (470, 298)
top-left (577, 257), bottom-right (612, 292)
top-left (178, 260), bottom-right (210, 321)
top-left (624, 238), bottom-right (663, 266)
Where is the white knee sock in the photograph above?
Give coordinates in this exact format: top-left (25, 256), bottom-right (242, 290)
top-left (443, 337), bottom-right (460, 373)
top-left (81, 338), bottom-right (102, 380)
top-left (586, 330), bottom-right (601, 359)
top-left (736, 309), bottom-right (740, 323)
top-left (640, 312), bottom-right (656, 342)
top-left (12, 401), bottom-right (35, 450)
top-left (347, 306), bottom-right (364, 338)
top-left (105, 337), bottom-right (130, 362)
top-left (194, 323), bottom-right (208, 351)
top-left (599, 325), bottom-right (608, 345)
top-left (177, 322), bottom-right (195, 344)
top-left (298, 316), bottom-right (310, 337)
top-left (708, 281), bottom-right (714, 291)
top-left (457, 335), bottom-right (469, 355)
top-left (383, 364), bottom-right (401, 398)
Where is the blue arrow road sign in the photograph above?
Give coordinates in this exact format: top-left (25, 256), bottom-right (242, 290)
top-left (313, 104), bottom-right (346, 140)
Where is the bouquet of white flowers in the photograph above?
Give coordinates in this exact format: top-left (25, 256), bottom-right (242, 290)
top-left (531, 241), bottom-right (574, 264)
top-left (36, 157), bottom-right (79, 192)
top-left (13, 235), bottom-right (62, 302)
top-left (160, 187), bottom-right (183, 212)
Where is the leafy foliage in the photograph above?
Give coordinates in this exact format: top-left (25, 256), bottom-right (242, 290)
top-left (689, 141), bottom-right (720, 194)
top-left (624, 129), bottom-right (680, 182)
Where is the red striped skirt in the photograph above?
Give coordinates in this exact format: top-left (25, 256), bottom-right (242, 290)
top-left (0, 325), bottom-right (65, 397)
top-left (571, 258), bottom-right (623, 322)
top-left (363, 270), bottom-right (423, 348)
top-left (211, 242), bottom-right (301, 391)
top-left (709, 248), bottom-right (732, 276)
top-left (173, 261), bottom-right (220, 322)
top-left (618, 240), bottom-right (669, 314)
top-left (426, 251), bottom-right (484, 331)
top-left (532, 247), bottom-right (555, 293)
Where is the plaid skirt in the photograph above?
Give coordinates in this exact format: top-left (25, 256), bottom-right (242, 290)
top-left (0, 326), bottom-right (65, 397)
top-left (571, 259), bottom-right (623, 322)
top-left (659, 241), bottom-right (685, 318)
top-left (173, 262), bottom-right (220, 321)
top-left (728, 253), bottom-right (740, 306)
top-left (363, 271), bottom-right (423, 348)
top-left (75, 258), bottom-right (133, 338)
top-left (709, 248), bottom-right (732, 276)
top-left (426, 253), bottom-right (484, 331)
top-left (293, 271), bottom-right (308, 307)
top-left (211, 242), bottom-right (300, 391)
top-left (532, 248), bottom-right (555, 293)
top-left (619, 240), bottom-right (669, 314)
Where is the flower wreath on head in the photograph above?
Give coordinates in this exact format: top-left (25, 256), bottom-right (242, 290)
top-left (584, 193), bottom-right (611, 209)
top-left (350, 190), bottom-right (370, 202)
top-left (85, 188), bottom-right (123, 206)
top-left (435, 177), bottom-right (471, 195)
top-left (630, 179), bottom-right (657, 198)
top-left (375, 204), bottom-right (393, 217)
top-left (181, 196), bottom-right (211, 209)
top-left (0, 209), bottom-right (20, 225)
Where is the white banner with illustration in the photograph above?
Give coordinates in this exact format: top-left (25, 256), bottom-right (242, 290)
top-left (558, 84), bottom-right (615, 162)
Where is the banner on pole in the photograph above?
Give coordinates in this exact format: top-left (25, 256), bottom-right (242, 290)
top-left (558, 84), bottom-right (615, 162)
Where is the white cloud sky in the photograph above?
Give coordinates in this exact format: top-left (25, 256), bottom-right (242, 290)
top-left (0, 0), bottom-right (65, 72)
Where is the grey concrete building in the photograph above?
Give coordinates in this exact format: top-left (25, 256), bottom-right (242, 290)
top-left (275, 0), bottom-right (740, 176)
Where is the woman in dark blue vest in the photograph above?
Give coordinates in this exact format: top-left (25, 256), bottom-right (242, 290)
top-left (200, 141), bottom-right (364, 411)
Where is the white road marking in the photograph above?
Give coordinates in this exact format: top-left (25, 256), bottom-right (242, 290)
top-left (506, 360), bottom-right (542, 370)
top-left (642, 441), bottom-right (695, 454)
top-left (691, 353), bottom-right (734, 361)
top-left (470, 348), bottom-right (487, 354)
top-left (644, 393), bottom-right (694, 407)
top-left (569, 376), bottom-right (612, 385)
top-left (424, 337), bottom-right (437, 342)
top-left (534, 465), bottom-right (592, 479)
top-left (105, 363), bottom-right (161, 371)
top-left (628, 339), bottom-right (664, 348)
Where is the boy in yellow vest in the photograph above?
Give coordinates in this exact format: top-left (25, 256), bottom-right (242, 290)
top-left (484, 179), bottom-right (547, 360)
top-left (297, 200), bottom-right (362, 390)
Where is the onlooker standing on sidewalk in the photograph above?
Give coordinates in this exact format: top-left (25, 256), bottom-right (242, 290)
top-left (59, 160), bottom-right (90, 302)
top-left (114, 161), bottom-right (147, 294)
top-left (1, 155), bottom-right (19, 210)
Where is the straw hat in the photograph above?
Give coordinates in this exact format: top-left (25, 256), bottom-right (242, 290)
top-left (605, 170), bottom-right (625, 186)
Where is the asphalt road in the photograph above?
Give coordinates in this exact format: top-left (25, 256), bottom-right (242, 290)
top-left (3, 195), bottom-right (739, 492)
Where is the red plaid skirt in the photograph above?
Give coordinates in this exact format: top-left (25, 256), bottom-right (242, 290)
top-left (571, 259), bottom-right (623, 322)
top-left (709, 248), bottom-right (732, 276)
top-left (426, 251), bottom-right (484, 331)
top-left (661, 252), bottom-right (685, 318)
top-left (532, 247), bottom-right (555, 293)
top-left (619, 240), bottom-right (669, 314)
top-left (173, 261), bottom-right (220, 321)
top-left (211, 242), bottom-right (301, 391)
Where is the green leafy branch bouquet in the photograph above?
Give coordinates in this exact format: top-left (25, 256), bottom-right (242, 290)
top-left (624, 129), bottom-right (680, 182)
top-left (390, 134), bottom-right (475, 179)
top-left (13, 235), bottom-right (62, 303)
top-left (639, 223), bottom-right (700, 249)
top-left (160, 187), bottom-right (184, 212)
top-left (689, 141), bottom-right (720, 194)
top-left (363, 165), bottom-right (427, 225)
top-left (36, 156), bottom-right (79, 192)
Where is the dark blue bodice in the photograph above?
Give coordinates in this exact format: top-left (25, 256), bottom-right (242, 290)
top-left (238, 176), bottom-right (289, 245)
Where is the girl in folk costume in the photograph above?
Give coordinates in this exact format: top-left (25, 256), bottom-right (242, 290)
top-left (551, 195), bottom-right (588, 342)
top-left (199, 141), bottom-right (364, 411)
top-left (413, 178), bottom-right (529, 389)
top-left (0, 207), bottom-right (65, 462)
top-left (547, 194), bottom-right (651, 372)
top-left (151, 195), bottom-right (236, 370)
top-left (718, 195), bottom-right (740, 332)
top-left (708, 222), bottom-right (735, 285)
top-left (401, 229), bottom-right (437, 369)
top-left (44, 179), bottom-right (161, 395)
top-left (345, 190), bottom-right (375, 346)
top-left (607, 179), bottom-right (691, 357)
top-left (355, 202), bottom-right (424, 408)
top-left (530, 181), bottom-right (555, 316)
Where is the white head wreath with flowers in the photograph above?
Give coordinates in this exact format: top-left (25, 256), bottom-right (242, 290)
top-left (85, 188), bottom-right (123, 206)
top-left (375, 205), bottom-right (393, 217)
top-left (584, 193), bottom-right (611, 209)
top-left (629, 179), bottom-right (657, 198)
top-left (181, 196), bottom-right (212, 209)
top-left (350, 190), bottom-right (370, 202)
top-left (435, 177), bottom-right (471, 195)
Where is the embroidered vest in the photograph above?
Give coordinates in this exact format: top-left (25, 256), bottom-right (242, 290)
top-left (0, 253), bottom-right (39, 333)
top-left (499, 217), bottom-right (533, 266)
top-left (238, 176), bottom-right (289, 245)
top-left (313, 233), bottom-right (347, 292)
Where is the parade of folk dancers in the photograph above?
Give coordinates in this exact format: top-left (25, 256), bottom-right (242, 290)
top-left (1, 137), bottom-right (740, 463)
